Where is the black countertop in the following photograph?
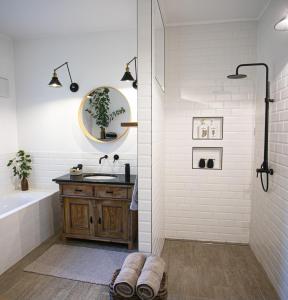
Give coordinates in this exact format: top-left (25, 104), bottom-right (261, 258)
top-left (52, 173), bottom-right (136, 186)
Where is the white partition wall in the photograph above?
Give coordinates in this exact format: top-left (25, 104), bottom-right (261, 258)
top-left (151, 0), bottom-right (165, 255)
top-left (137, 0), bottom-right (152, 253)
top-left (138, 0), bottom-right (166, 255)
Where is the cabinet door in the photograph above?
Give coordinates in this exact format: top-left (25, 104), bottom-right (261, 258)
top-left (96, 200), bottom-right (128, 240)
top-left (64, 198), bottom-right (93, 236)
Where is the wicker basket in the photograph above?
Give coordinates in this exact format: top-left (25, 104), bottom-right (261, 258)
top-left (109, 269), bottom-right (168, 300)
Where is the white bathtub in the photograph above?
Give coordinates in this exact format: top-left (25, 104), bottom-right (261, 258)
top-left (0, 190), bottom-right (60, 275)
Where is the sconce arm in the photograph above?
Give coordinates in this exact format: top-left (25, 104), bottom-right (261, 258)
top-left (54, 62), bottom-right (73, 84)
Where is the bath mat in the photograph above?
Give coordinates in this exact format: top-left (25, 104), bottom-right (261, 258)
top-left (24, 244), bottom-right (129, 285)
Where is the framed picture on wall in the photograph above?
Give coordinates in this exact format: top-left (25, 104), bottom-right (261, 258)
top-left (192, 117), bottom-right (223, 140)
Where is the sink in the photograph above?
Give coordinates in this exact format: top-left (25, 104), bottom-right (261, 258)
top-left (83, 174), bottom-right (117, 180)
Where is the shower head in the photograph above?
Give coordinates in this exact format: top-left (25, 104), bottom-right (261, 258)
top-left (227, 73), bottom-right (247, 79)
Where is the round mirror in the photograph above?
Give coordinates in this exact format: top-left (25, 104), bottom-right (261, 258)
top-left (78, 87), bottom-right (131, 143)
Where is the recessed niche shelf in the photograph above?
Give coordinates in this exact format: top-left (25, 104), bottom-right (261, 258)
top-left (192, 117), bottom-right (223, 140)
top-left (192, 147), bottom-right (223, 170)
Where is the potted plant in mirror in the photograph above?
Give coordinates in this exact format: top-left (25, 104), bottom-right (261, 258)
top-left (85, 87), bottom-right (125, 140)
top-left (7, 150), bottom-right (32, 191)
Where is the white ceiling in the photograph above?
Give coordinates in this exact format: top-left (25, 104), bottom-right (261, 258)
top-left (0, 0), bottom-right (271, 40)
top-left (159, 0), bottom-right (271, 26)
top-left (0, 0), bottom-right (136, 40)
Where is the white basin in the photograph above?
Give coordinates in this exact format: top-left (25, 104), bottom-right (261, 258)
top-left (85, 175), bottom-right (116, 180)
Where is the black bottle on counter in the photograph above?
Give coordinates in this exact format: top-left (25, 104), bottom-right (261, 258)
top-left (125, 163), bottom-right (130, 182)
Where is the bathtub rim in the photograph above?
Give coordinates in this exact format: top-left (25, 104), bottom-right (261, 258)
top-left (0, 189), bottom-right (58, 220)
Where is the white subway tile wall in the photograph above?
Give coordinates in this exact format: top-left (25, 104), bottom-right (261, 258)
top-left (165, 22), bottom-right (257, 243)
top-left (27, 152), bottom-right (137, 190)
top-left (138, 0), bottom-right (152, 253)
top-left (250, 63), bottom-right (288, 299)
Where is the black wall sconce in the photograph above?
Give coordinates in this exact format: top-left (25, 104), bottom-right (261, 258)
top-left (48, 62), bottom-right (79, 92)
top-left (121, 56), bottom-right (138, 89)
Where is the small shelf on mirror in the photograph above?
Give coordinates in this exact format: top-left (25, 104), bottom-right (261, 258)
top-left (121, 122), bottom-right (138, 127)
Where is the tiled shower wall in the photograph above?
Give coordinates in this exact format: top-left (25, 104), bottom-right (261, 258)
top-left (250, 0), bottom-right (288, 298)
top-left (251, 63), bottom-right (288, 300)
top-left (165, 22), bottom-right (257, 243)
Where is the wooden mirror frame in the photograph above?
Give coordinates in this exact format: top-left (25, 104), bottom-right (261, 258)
top-left (78, 86), bottom-right (131, 143)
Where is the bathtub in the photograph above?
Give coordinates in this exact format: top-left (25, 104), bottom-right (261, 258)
top-left (0, 190), bottom-right (60, 275)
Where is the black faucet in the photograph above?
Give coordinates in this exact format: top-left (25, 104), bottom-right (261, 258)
top-left (99, 155), bottom-right (108, 164)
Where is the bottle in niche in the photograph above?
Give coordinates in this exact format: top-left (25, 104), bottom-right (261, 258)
top-left (198, 158), bottom-right (206, 168)
top-left (198, 119), bottom-right (209, 139)
top-left (209, 119), bottom-right (218, 139)
top-left (207, 159), bottom-right (215, 169)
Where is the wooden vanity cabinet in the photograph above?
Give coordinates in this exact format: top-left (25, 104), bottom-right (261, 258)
top-left (59, 183), bottom-right (137, 249)
top-left (63, 197), bottom-right (94, 236)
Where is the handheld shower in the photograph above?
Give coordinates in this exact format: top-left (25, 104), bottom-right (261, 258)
top-left (227, 63), bottom-right (274, 192)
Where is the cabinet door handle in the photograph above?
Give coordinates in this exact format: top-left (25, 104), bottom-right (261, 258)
top-left (75, 189), bottom-right (83, 192)
top-left (106, 191), bottom-right (113, 194)
top-left (98, 217), bottom-right (102, 224)
top-left (90, 217), bottom-right (93, 224)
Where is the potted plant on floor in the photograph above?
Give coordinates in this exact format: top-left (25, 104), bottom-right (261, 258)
top-left (85, 87), bottom-right (125, 140)
top-left (7, 150), bottom-right (32, 191)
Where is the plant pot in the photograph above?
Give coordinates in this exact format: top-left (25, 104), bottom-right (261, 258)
top-left (100, 127), bottom-right (106, 140)
top-left (21, 178), bottom-right (29, 191)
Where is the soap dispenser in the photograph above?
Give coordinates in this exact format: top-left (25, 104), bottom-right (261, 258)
top-left (125, 163), bottom-right (130, 182)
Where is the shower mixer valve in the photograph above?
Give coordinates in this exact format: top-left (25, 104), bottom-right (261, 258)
top-left (256, 166), bottom-right (274, 177)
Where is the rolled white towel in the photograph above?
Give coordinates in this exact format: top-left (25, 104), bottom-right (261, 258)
top-left (121, 252), bottom-right (146, 275)
top-left (113, 253), bottom-right (146, 298)
top-left (136, 255), bottom-right (166, 300)
top-left (114, 267), bottom-right (139, 298)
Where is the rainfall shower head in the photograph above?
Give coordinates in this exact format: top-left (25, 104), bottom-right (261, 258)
top-left (227, 73), bottom-right (247, 79)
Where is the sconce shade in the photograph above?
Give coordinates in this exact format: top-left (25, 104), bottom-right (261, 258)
top-left (121, 66), bottom-right (135, 82)
top-left (275, 17), bottom-right (288, 31)
top-left (48, 72), bottom-right (62, 87)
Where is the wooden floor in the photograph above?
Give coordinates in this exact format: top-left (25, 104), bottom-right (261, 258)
top-left (0, 237), bottom-right (279, 300)
top-left (162, 240), bottom-right (279, 300)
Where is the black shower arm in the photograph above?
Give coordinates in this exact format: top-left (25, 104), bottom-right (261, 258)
top-left (54, 62), bottom-right (73, 84)
top-left (236, 63), bottom-right (270, 99)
